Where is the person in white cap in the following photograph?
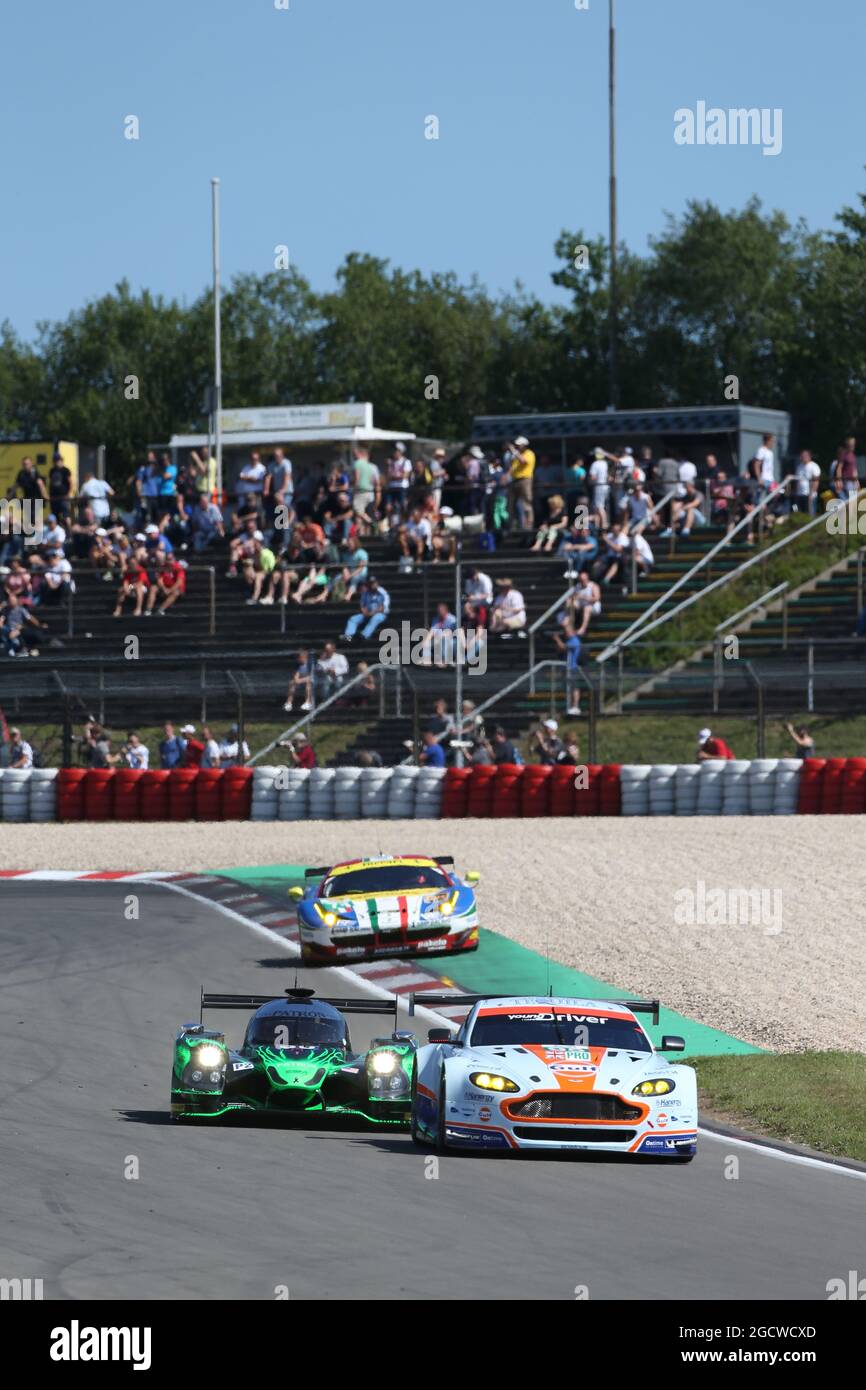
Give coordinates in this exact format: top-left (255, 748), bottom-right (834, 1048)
top-left (696, 726), bottom-right (735, 761)
top-left (531, 717), bottom-right (564, 765)
top-left (507, 435), bottom-right (536, 530)
top-left (588, 447), bottom-right (611, 528)
top-left (460, 446), bottom-right (485, 515)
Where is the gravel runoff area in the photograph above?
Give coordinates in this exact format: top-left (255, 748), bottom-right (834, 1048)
top-left (0, 818), bottom-right (861, 1055)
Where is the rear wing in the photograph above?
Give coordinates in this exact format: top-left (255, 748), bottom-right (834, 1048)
top-left (407, 993), bottom-right (660, 1026)
top-left (433, 856), bottom-right (455, 867)
top-left (200, 987), bottom-right (399, 1026)
top-left (304, 866), bottom-right (330, 879)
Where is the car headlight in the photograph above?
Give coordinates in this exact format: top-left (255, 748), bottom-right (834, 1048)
top-left (470, 1071), bottom-right (519, 1093)
top-left (315, 903), bottom-right (338, 927)
top-left (195, 1044), bottom-right (224, 1068)
top-left (369, 1051), bottom-right (399, 1076)
top-left (633, 1078), bottom-right (675, 1096)
top-left (438, 898), bottom-right (455, 917)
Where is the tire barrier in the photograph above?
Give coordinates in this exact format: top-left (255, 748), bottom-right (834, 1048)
top-left (7, 756), bottom-right (866, 822)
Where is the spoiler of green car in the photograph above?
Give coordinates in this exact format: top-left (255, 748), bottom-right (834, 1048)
top-left (200, 986), bottom-right (399, 1025)
top-left (407, 993), bottom-right (661, 1027)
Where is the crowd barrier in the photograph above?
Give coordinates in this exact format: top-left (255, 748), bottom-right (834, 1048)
top-left (0, 758), bottom-right (864, 822)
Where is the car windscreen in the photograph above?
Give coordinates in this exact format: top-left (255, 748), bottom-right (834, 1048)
top-left (247, 1012), bottom-right (346, 1049)
top-left (321, 865), bottom-right (451, 896)
top-left (469, 1011), bottom-right (651, 1051)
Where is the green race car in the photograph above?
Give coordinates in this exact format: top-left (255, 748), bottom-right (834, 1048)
top-left (171, 987), bottom-right (417, 1124)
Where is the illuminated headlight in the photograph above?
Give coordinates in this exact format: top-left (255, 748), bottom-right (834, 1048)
top-left (438, 899), bottom-right (455, 917)
top-left (370, 1051), bottom-right (399, 1076)
top-left (315, 903), bottom-right (339, 928)
top-left (469, 1072), bottom-right (519, 1093)
top-left (633, 1078), bottom-right (675, 1096)
top-left (195, 1045), bottom-right (223, 1068)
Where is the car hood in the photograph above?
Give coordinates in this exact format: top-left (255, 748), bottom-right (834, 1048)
top-left (458, 1043), bottom-right (669, 1092)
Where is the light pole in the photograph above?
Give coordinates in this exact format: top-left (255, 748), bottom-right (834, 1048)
top-left (608, 0), bottom-right (618, 410)
top-left (211, 176), bottom-right (222, 501)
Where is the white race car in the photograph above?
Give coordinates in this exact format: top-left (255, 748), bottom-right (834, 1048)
top-left (408, 994), bottom-right (697, 1160)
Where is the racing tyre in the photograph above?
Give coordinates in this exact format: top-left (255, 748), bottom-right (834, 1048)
top-left (435, 1072), bottom-right (448, 1154)
top-left (409, 1063), bottom-right (426, 1148)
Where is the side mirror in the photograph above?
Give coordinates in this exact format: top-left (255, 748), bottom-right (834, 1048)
top-left (659, 1035), bottom-right (685, 1052)
top-left (427, 1028), bottom-right (453, 1044)
top-left (288, 886), bottom-right (304, 901)
top-left (464, 870), bottom-right (481, 885)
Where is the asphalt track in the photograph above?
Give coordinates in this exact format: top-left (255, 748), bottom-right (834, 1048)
top-left (1, 881), bottom-right (863, 1301)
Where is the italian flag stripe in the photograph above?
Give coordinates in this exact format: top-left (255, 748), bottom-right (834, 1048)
top-left (398, 896), bottom-right (409, 929)
top-left (366, 898), bottom-right (379, 929)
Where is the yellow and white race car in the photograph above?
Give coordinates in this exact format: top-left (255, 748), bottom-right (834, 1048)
top-left (290, 855), bottom-right (481, 963)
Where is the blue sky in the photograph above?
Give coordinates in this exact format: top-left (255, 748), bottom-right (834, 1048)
top-left (1, 0), bottom-right (863, 339)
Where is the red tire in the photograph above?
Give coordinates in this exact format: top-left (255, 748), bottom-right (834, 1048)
top-left (114, 768), bottom-right (144, 822)
top-left (57, 767), bottom-right (87, 822)
top-left (83, 768), bottom-right (115, 822)
top-left (520, 765), bottom-right (552, 818)
top-left (574, 764), bottom-right (602, 816)
top-left (221, 766), bottom-right (253, 820)
top-left (168, 768), bottom-right (199, 822)
top-left (819, 758), bottom-right (846, 815)
top-left (195, 767), bottom-right (224, 821)
top-left (466, 764), bottom-right (498, 818)
top-left (598, 763), bottom-right (622, 817)
top-left (549, 764), bottom-right (576, 816)
top-left (139, 769), bottom-right (171, 821)
top-left (796, 758), bottom-right (825, 814)
top-left (840, 757), bottom-right (866, 815)
top-left (440, 766), bottom-right (473, 819)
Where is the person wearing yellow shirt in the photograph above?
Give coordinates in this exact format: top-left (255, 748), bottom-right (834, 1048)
top-left (508, 435), bottom-right (536, 530)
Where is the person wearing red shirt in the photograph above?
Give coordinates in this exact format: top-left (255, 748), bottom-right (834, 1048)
top-left (113, 563), bottom-right (150, 618)
top-left (289, 732), bottom-right (316, 769)
top-left (146, 557), bottom-right (186, 615)
top-left (696, 727), bottom-right (735, 761)
top-left (181, 723), bottom-right (205, 766)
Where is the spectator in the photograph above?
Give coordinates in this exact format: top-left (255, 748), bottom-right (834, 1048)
top-left (427, 448), bottom-right (448, 510)
top-left (384, 442), bottom-right (412, 521)
top-left (124, 732), bottom-right (150, 769)
top-left (531, 718), bottom-right (564, 765)
top-left (351, 446), bottom-right (381, 533)
top-left (237, 451), bottom-right (267, 509)
top-left (755, 433), bottom-right (776, 492)
top-left (112, 559), bottom-right (149, 618)
top-left (676, 482), bottom-right (707, 535)
top-left (422, 601), bottom-right (458, 666)
top-left (785, 722), bottom-right (816, 759)
top-left (316, 640), bottom-right (349, 700)
top-left (397, 506), bottom-right (432, 565)
top-left (551, 619), bottom-right (582, 716)
top-left (489, 576), bottom-right (526, 637)
top-left (285, 731), bottom-right (315, 769)
top-left (469, 736), bottom-right (493, 765)
top-left (201, 725), bottom-right (221, 768)
top-left (560, 520), bottom-right (599, 574)
top-left (1, 593), bottom-right (48, 656)
top-left (145, 556), bottom-right (186, 615)
top-left (349, 660), bottom-right (378, 708)
top-left (840, 436), bottom-right (860, 497)
top-left (356, 748), bottom-right (384, 768)
top-left (588, 448), bottom-right (610, 528)
top-left (419, 729), bottom-right (446, 768)
top-left (710, 470), bottom-right (736, 527)
top-left (48, 451), bottom-right (73, 519)
top-left (219, 724), bottom-right (249, 767)
top-left (190, 494), bottom-right (225, 551)
top-left (593, 522), bottom-right (631, 585)
top-left (620, 481), bottom-right (656, 532)
top-left (696, 726), bottom-right (735, 761)
top-left (506, 436), bottom-right (536, 530)
top-left (79, 470), bottom-right (114, 522)
top-left (486, 725), bottom-right (519, 765)
top-left (15, 456), bottom-right (47, 507)
top-left (793, 450), bottom-right (821, 516)
top-left (8, 727), bottom-right (35, 768)
top-left (284, 648), bottom-right (314, 712)
top-left (569, 570), bottom-right (600, 639)
top-left (36, 553), bottom-right (74, 605)
top-left (343, 576), bottom-right (390, 642)
top-left (265, 447), bottom-right (294, 515)
top-left (530, 494), bottom-right (568, 552)
top-left (458, 446), bottom-right (485, 516)
top-left (180, 723), bottom-right (204, 767)
top-left (556, 733), bottom-right (581, 766)
top-left (159, 721), bottom-right (187, 769)
top-left (425, 697), bottom-right (455, 742)
top-left (462, 566), bottom-right (493, 628)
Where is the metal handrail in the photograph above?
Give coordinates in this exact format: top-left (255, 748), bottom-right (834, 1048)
top-left (595, 480), bottom-right (858, 659)
top-left (714, 581), bottom-right (788, 633)
top-left (597, 474), bottom-right (795, 662)
top-left (248, 660), bottom-right (391, 764)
